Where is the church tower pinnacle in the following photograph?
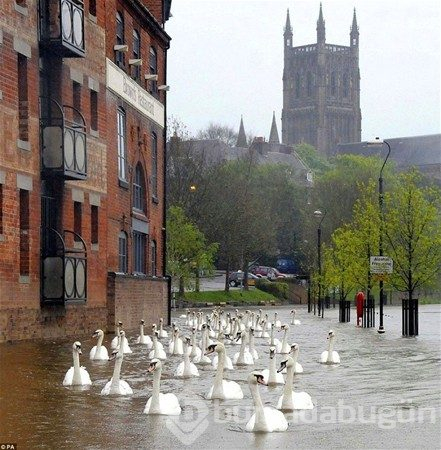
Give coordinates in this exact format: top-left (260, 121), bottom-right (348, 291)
top-left (236, 116), bottom-right (247, 148)
top-left (350, 8), bottom-right (359, 50)
top-left (284, 9), bottom-right (293, 49)
top-left (316, 3), bottom-right (326, 44)
top-left (269, 112), bottom-right (280, 144)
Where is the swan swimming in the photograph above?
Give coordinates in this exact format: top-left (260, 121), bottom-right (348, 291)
top-left (289, 343), bottom-right (304, 373)
top-left (136, 320), bottom-right (153, 347)
top-left (233, 331), bottom-right (254, 366)
top-left (110, 321), bottom-right (123, 349)
top-left (278, 324), bottom-right (291, 354)
top-left (63, 342), bottom-right (92, 386)
top-left (175, 337), bottom-right (199, 377)
top-left (144, 359), bottom-right (181, 415)
top-left (320, 330), bottom-right (341, 364)
top-left (261, 347), bottom-right (285, 385)
top-left (158, 318), bottom-right (168, 338)
top-left (268, 323), bottom-right (282, 352)
top-left (277, 357), bottom-right (314, 411)
top-left (89, 329), bottom-right (109, 361)
top-left (101, 331), bottom-right (133, 395)
top-left (247, 328), bottom-right (259, 360)
top-left (169, 327), bottom-right (184, 355)
top-left (211, 334), bottom-right (234, 370)
top-left (206, 343), bottom-right (243, 400)
top-left (245, 372), bottom-right (288, 433)
top-left (149, 331), bottom-right (167, 360)
top-left (290, 309), bottom-right (301, 325)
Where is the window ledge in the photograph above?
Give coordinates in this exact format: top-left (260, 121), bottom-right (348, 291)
top-left (19, 275), bottom-right (30, 284)
top-left (90, 129), bottom-right (99, 138)
top-left (73, 241), bottom-right (83, 249)
top-left (118, 178), bottom-right (129, 189)
top-left (15, 3), bottom-right (28, 16)
top-left (0, 234), bottom-right (4, 242)
top-left (91, 243), bottom-right (99, 251)
top-left (17, 139), bottom-right (30, 151)
top-left (88, 13), bottom-right (97, 23)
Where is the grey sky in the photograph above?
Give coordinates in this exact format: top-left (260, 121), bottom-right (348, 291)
top-left (166, 0), bottom-right (440, 142)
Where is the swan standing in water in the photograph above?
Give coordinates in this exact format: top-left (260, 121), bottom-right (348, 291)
top-left (261, 347), bottom-right (285, 385)
top-left (289, 343), bottom-right (304, 373)
top-left (278, 324), bottom-right (291, 354)
top-left (63, 342), bottom-right (92, 386)
top-left (89, 329), bottom-right (109, 361)
top-left (148, 331), bottom-right (167, 360)
top-left (277, 357), bottom-right (314, 410)
top-left (136, 320), bottom-right (153, 347)
top-left (233, 331), bottom-right (254, 366)
top-left (144, 359), bottom-right (181, 415)
top-left (320, 330), bottom-right (341, 364)
top-left (101, 332), bottom-right (133, 395)
top-left (206, 343), bottom-right (243, 400)
top-left (245, 372), bottom-right (288, 433)
top-left (110, 321), bottom-right (123, 349)
top-left (290, 309), bottom-right (301, 325)
top-left (175, 338), bottom-right (199, 377)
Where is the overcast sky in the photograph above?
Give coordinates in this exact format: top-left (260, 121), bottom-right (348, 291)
top-left (166, 0), bottom-right (440, 142)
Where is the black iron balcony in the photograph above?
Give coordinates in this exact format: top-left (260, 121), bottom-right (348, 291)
top-left (40, 97), bottom-right (87, 180)
top-left (39, 0), bottom-right (85, 57)
top-left (41, 228), bottom-right (87, 304)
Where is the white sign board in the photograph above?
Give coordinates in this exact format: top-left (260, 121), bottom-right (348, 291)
top-left (370, 256), bottom-right (393, 274)
top-left (106, 58), bottom-right (164, 128)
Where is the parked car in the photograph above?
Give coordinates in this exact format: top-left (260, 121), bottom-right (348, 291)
top-left (276, 258), bottom-right (298, 275)
top-left (250, 266), bottom-right (286, 281)
top-left (228, 271), bottom-right (259, 287)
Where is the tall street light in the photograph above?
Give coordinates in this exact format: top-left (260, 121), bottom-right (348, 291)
top-left (314, 209), bottom-right (327, 318)
top-left (367, 137), bottom-right (391, 334)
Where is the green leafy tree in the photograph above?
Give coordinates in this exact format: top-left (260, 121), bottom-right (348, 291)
top-left (384, 171), bottom-right (441, 301)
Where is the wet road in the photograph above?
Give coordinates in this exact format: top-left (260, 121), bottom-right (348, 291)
top-left (0, 305), bottom-right (440, 449)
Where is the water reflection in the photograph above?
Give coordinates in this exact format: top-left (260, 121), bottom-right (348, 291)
top-left (0, 305), bottom-right (440, 449)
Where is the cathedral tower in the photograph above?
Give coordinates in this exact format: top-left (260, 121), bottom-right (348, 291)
top-left (281, 5), bottom-right (361, 156)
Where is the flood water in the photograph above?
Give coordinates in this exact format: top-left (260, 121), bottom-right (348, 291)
top-left (1, 305), bottom-right (440, 449)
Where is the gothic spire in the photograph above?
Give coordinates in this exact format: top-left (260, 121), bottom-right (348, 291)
top-left (351, 8), bottom-right (358, 31)
top-left (316, 2), bottom-right (326, 43)
top-left (269, 111), bottom-right (280, 144)
top-left (284, 8), bottom-right (292, 34)
top-left (236, 116), bottom-right (247, 148)
top-left (350, 7), bottom-right (359, 48)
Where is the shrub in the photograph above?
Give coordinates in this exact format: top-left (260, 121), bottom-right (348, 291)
top-left (256, 279), bottom-right (289, 299)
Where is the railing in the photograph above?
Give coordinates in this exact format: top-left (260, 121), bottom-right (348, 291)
top-left (40, 97), bottom-right (87, 180)
top-left (292, 44), bottom-right (317, 55)
top-left (325, 44), bottom-right (350, 54)
top-left (402, 299), bottom-right (418, 336)
top-left (339, 300), bottom-right (351, 323)
top-left (362, 297), bottom-right (375, 328)
top-left (39, 0), bottom-right (85, 57)
top-left (41, 228), bottom-right (87, 304)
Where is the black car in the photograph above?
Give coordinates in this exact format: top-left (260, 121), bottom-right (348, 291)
top-left (228, 271), bottom-right (259, 287)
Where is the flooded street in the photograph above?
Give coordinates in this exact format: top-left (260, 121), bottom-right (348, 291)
top-left (1, 305), bottom-right (440, 449)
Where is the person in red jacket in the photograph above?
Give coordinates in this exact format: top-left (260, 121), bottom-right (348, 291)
top-left (356, 290), bottom-right (365, 326)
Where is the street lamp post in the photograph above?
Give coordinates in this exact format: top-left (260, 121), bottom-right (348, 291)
top-left (367, 137), bottom-right (391, 334)
top-left (314, 210), bottom-right (327, 319)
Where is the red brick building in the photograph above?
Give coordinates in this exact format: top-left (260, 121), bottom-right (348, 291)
top-left (0, 0), bottom-right (172, 342)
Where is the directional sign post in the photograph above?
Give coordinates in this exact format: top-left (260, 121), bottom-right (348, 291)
top-left (370, 256), bottom-right (393, 274)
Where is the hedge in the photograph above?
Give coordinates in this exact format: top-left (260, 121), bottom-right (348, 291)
top-left (256, 279), bottom-right (289, 299)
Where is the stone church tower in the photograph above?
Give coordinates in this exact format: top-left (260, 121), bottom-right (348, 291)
top-left (281, 5), bottom-right (361, 156)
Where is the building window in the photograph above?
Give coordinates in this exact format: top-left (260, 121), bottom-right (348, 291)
top-left (91, 205), bottom-right (98, 244)
top-left (118, 231), bottom-right (128, 272)
top-left (133, 231), bottom-right (146, 274)
top-left (74, 201), bottom-right (82, 241)
top-left (132, 30), bottom-right (141, 82)
top-left (133, 163), bottom-right (146, 212)
top-left (151, 132), bottom-right (158, 199)
top-left (343, 73), bottom-right (349, 98)
top-left (149, 47), bottom-right (158, 97)
top-left (295, 73), bottom-right (301, 98)
top-left (89, 0), bottom-right (96, 16)
top-left (151, 240), bottom-right (157, 276)
top-left (307, 72), bottom-right (313, 97)
top-left (19, 189), bottom-right (29, 276)
top-left (117, 108), bottom-right (127, 181)
top-left (115, 12), bottom-right (125, 68)
top-left (18, 54), bottom-right (29, 142)
top-left (90, 91), bottom-right (98, 131)
top-left (331, 72), bottom-right (337, 96)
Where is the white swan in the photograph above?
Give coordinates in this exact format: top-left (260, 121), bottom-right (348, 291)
top-left (193, 324), bottom-right (211, 365)
top-left (89, 329), bottom-right (109, 361)
top-left (151, 324), bottom-right (164, 351)
top-left (175, 338), bottom-right (199, 377)
top-left (149, 331), bottom-right (167, 360)
top-left (320, 330), bottom-right (341, 364)
top-left (206, 343), bottom-right (243, 400)
top-left (136, 320), bottom-right (153, 347)
top-left (289, 343), bottom-right (304, 373)
top-left (169, 327), bottom-right (184, 355)
top-left (158, 318), bottom-right (168, 338)
top-left (277, 356), bottom-right (313, 410)
top-left (278, 324), bottom-right (291, 354)
top-left (233, 331), bottom-right (254, 366)
top-left (101, 332), bottom-right (133, 395)
top-left (273, 312), bottom-right (282, 328)
top-left (187, 327), bottom-right (202, 360)
top-left (247, 328), bottom-right (259, 360)
top-left (245, 372), bottom-right (288, 432)
top-left (144, 359), bottom-right (181, 415)
top-left (211, 335), bottom-right (234, 370)
top-left (110, 321), bottom-right (123, 349)
top-left (261, 347), bottom-right (285, 385)
top-left (63, 342), bottom-right (92, 386)
top-left (290, 309), bottom-right (301, 325)
top-left (268, 323), bottom-right (282, 352)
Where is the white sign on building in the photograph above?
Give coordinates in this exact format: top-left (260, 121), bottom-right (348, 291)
top-left (106, 58), bottom-right (164, 128)
top-left (370, 256), bottom-right (393, 274)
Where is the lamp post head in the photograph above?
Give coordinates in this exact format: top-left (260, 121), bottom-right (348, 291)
top-left (313, 210), bottom-right (323, 218)
top-left (366, 137), bottom-right (384, 146)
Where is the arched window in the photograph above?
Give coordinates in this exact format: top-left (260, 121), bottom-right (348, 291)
top-left (343, 73), bottom-right (349, 98)
top-left (331, 72), bottom-right (337, 96)
top-left (118, 231), bottom-right (128, 272)
top-left (307, 72), bottom-right (313, 97)
top-left (151, 240), bottom-right (157, 276)
top-left (133, 163), bottom-right (146, 212)
top-left (117, 108), bottom-right (127, 181)
top-left (295, 73), bottom-right (301, 98)
top-left (132, 30), bottom-right (141, 82)
top-left (151, 132), bottom-right (158, 199)
top-left (149, 47), bottom-right (158, 97)
top-left (115, 12), bottom-right (125, 68)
